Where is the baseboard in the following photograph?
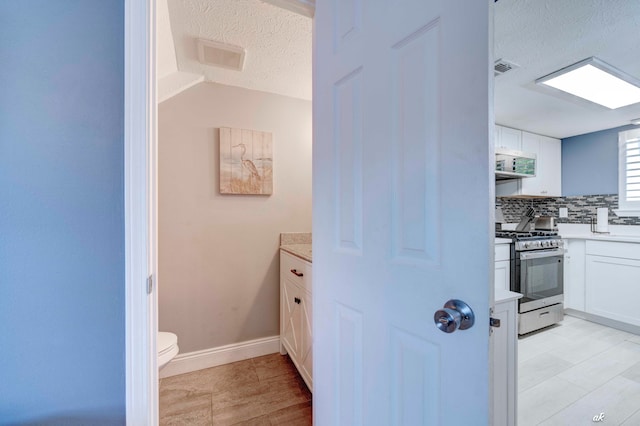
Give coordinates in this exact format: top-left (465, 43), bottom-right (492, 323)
top-left (565, 309), bottom-right (640, 335)
top-left (159, 335), bottom-right (281, 379)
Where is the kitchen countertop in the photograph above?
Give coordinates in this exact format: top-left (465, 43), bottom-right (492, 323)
top-left (495, 289), bottom-right (522, 304)
top-left (557, 224), bottom-right (640, 243)
top-left (280, 244), bottom-right (312, 263)
top-left (495, 237), bottom-right (512, 244)
top-left (560, 233), bottom-right (640, 243)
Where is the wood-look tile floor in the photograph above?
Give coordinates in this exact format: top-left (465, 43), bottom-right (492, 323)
top-left (160, 353), bottom-right (312, 425)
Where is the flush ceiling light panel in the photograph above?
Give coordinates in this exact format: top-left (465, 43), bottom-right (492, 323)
top-left (197, 39), bottom-right (246, 71)
top-left (536, 57), bottom-right (640, 109)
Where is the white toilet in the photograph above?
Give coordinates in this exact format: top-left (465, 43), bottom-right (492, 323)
top-left (158, 332), bottom-right (179, 370)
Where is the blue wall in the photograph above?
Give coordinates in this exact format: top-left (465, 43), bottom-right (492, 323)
top-left (0, 2), bottom-right (125, 423)
top-left (562, 124), bottom-right (639, 196)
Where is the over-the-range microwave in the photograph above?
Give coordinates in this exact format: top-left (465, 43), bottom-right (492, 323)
top-left (495, 148), bottom-right (536, 180)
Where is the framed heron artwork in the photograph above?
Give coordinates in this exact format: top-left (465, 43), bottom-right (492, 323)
top-left (219, 127), bottom-right (273, 195)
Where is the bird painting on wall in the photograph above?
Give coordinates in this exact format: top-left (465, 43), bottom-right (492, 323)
top-left (219, 127), bottom-right (273, 195)
top-left (233, 143), bottom-right (262, 186)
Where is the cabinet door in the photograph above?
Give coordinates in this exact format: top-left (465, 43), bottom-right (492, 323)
top-left (281, 278), bottom-right (301, 358)
top-left (299, 289), bottom-right (313, 390)
top-left (492, 299), bottom-right (517, 426)
top-left (494, 260), bottom-right (510, 291)
top-left (586, 255), bottom-right (640, 326)
top-left (564, 239), bottom-right (585, 311)
top-left (540, 136), bottom-right (561, 197)
top-left (519, 132), bottom-right (562, 197)
top-left (496, 125), bottom-right (522, 151)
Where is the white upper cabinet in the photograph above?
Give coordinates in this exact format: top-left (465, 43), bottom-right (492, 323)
top-left (496, 126), bottom-right (562, 197)
top-left (495, 125), bottom-right (522, 151)
top-left (519, 132), bottom-right (562, 197)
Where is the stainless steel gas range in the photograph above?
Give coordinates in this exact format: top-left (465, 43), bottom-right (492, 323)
top-left (496, 230), bottom-right (565, 335)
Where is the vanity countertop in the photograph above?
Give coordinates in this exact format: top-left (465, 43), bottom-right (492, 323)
top-left (280, 232), bottom-right (312, 262)
top-left (280, 244), bottom-right (312, 263)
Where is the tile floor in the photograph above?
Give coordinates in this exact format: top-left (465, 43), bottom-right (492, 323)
top-left (160, 316), bottom-right (640, 425)
top-left (518, 315), bottom-right (640, 425)
top-left (159, 353), bottom-right (312, 425)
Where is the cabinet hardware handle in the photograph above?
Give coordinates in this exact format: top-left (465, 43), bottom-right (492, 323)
top-left (539, 311), bottom-right (550, 316)
top-left (290, 269), bottom-right (304, 277)
top-left (294, 297), bottom-right (301, 304)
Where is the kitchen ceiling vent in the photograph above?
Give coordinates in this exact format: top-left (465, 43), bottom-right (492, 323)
top-left (494, 58), bottom-right (520, 77)
top-left (197, 39), bottom-right (246, 71)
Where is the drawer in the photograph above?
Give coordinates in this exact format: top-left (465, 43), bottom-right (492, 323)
top-left (495, 244), bottom-right (511, 262)
top-left (586, 240), bottom-right (640, 260)
top-left (281, 250), bottom-right (312, 292)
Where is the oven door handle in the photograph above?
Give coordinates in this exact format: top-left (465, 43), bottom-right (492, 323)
top-left (519, 248), bottom-right (565, 260)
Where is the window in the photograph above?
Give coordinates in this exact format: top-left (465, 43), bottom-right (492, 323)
top-left (616, 128), bottom-right (640, 216)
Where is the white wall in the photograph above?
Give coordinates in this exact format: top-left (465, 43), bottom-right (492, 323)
top-left (158, 82), bottom-right (312, 353)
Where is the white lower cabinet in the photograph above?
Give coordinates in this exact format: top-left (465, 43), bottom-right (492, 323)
top-left (586, 241), bottom-right (640, 327)
top-left (563, 239), bottom-right (585, 311)
top-left (565, 239), bottom-right (640, 328)
top-left (492, 295), bottom-right (518, 426)
top-left (495, 260), bottom-right (510, 291)
top-left (495, 243), bottom-right (511, 291)
top-left (299, 289), bottom-right (313, 384)
top-left (280, 250), bottom-right (313, 391)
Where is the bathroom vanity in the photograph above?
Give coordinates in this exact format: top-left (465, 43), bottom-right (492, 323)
top-left (279, 233), bottom-right (313, 391)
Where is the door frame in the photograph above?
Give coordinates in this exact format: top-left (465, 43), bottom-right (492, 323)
top-left (124, 0), bottom-right (158, 423)
top-left (122, 0), bottom-right (497, 423)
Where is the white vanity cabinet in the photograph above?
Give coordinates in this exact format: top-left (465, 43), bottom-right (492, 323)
top-left (280, 250), bottom-right (313, 391)
top-left (586, 241), bottom-right (640, 327)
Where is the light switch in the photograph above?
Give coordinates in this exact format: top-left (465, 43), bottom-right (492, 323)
top-left (559, 207), bottom-right (568, 218)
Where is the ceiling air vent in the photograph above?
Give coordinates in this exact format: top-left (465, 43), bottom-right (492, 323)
top-left (494, 58), bottom-right (519, 77)
top-left (261, 0), bottom-right (315, 18)
top-left (197, 39), bottom-right (246, 71)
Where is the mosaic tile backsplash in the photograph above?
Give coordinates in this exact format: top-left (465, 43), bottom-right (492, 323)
top-left (496, 194), bottom-right (640, 226)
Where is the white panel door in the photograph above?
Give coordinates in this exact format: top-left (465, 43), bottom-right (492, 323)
top-left (313, 0), bottom-right (492, 424)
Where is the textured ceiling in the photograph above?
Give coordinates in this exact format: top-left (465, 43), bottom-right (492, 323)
top-left (161, 0), bottom-right (640, 138)
top-left (495, 0), bottom-right (640, 138)
top-left (166, 0), bottom-right (312, 100)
